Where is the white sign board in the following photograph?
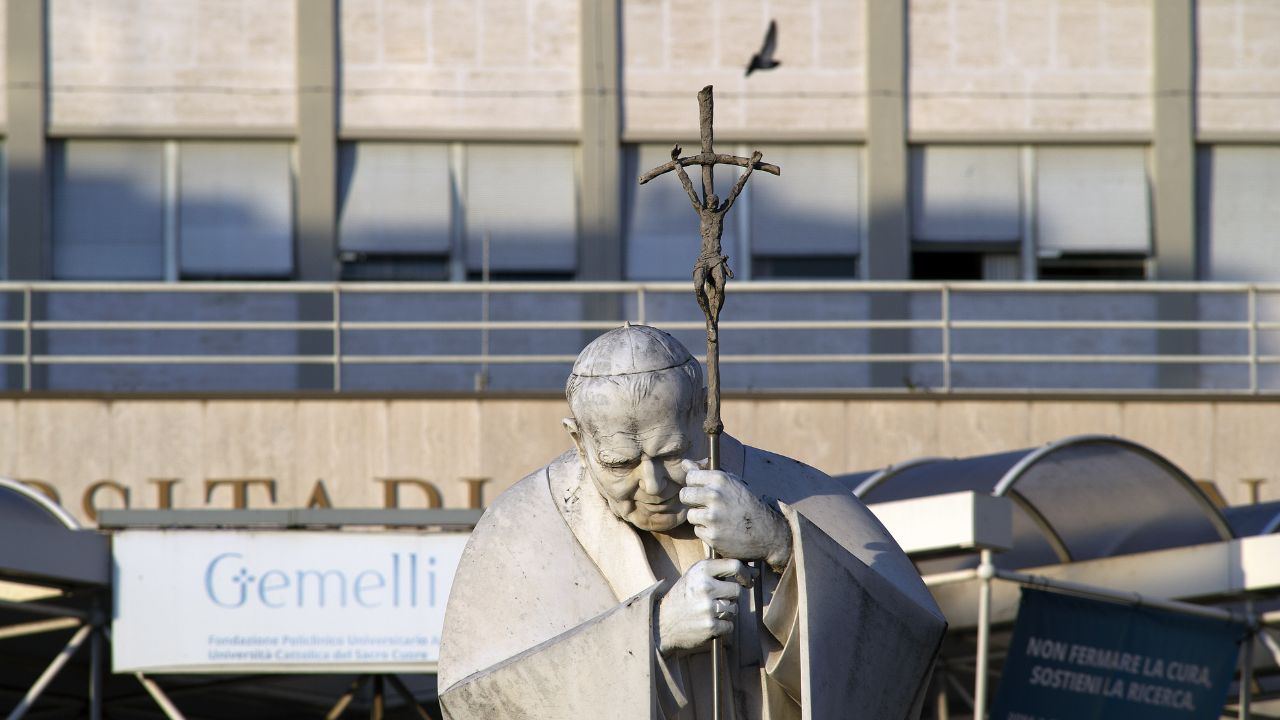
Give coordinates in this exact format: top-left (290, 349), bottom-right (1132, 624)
top-left (112, 530), bottom-right (469, 673)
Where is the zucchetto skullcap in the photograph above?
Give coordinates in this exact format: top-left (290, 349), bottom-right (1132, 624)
top-left (570, 323), bottom-right (694, 377)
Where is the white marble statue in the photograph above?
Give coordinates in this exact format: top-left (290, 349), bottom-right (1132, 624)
top-left (438, 325), bottom-right (946, 719)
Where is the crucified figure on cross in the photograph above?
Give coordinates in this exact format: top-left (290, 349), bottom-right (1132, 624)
top-left (638, 85), bottom-right (780, 437)
top-left (640, 88), bottom-right (780, 336)
top-left (671, 142), bottom-right (760, 329)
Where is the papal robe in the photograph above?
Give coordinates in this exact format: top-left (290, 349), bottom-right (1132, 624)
top-left (438, 435), bottom-right (946, 720)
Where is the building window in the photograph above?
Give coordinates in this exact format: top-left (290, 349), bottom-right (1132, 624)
top-left (911, 251), bottom-right (984, 280)
top-left (910, 146), bottom-right (1021, 246)
top-left (338, 142), bottom-right (452, 257)
top-left (52, 141), bottom-right (295, 280)
top-left (909, 146), bottom-right (1023, 281)
top-left (1198, 146), bottom-right (1280, 282)
top-left (178, 142), bottom-right (294, 279)
top-left (336, 141), bottom-right (578, 280)
top-left (337, 142), bottom-right (453, 281)
top-left (624, 144), bottom-right (860, 280)
top-left (1035, 146), bottom-right (1150, 279)
top-left (752, 256), bottom-right (858, 279)
top-left (1038, 254), bottom-right (1147, 280)
top-left (749, 144), bottom-right (860, 278)
top-left (464, 144), bottom-right (578, 276)
top-left (51, 141), bottom-right (166, 280)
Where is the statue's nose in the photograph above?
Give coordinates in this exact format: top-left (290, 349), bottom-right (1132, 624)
top-left (637, 457), bottom-right (665, 496)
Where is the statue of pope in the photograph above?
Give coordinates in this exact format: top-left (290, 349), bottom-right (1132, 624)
top-left (439, 324), bottom-right (945, 719)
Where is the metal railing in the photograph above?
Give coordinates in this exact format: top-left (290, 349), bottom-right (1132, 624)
top-left (1, 280), bottom-right (1278, 394)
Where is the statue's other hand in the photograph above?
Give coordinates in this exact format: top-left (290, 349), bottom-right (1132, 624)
top-left (656, 558), bottom-right (751, 656)
top-left (681, 460), bottom-right (793, 571)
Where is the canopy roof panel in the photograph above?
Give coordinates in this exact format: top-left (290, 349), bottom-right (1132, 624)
top-left (1223, 499), bottom-right (1280, 537)
top-left (0, 478), bottom-right (109, 587)
top-left (0, 477), bottom-right (81, 531)
top-left (847, 435), bottom-right (1232, 571)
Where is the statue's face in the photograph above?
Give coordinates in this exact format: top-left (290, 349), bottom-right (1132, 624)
top-left (567, 371), bottom-right (706, 532)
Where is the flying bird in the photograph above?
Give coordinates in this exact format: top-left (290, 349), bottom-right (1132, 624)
top-left (746, 20), bottom-right (781, 76)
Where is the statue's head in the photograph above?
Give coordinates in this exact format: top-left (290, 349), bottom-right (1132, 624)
top-left (563, 324), bottom-right (707, 532)
top-left (705, 192), bottom-right (720, 210)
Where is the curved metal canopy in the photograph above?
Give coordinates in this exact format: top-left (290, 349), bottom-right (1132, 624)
top-left (0, 477), bottom-right (82, 531)
top-left (0, 477), bottom-right (109, 587)
top-left (844, 435), bottom-right (1233, 572)
top-left (1222, 499), bottom-right (1280, 537)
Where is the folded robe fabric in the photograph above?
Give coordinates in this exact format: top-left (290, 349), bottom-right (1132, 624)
top-left (439, 435), bottom-right (946, 720)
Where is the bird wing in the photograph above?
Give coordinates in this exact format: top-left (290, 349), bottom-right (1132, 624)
top-left (762, 19), bottom-right (777, 59)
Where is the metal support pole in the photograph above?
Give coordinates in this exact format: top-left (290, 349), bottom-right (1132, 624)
top-left (476, 233), bottom-right (490, 391)
top-left (974, 550), bottom-right (994, 720)
top-left (941, 285), bottom-right (952, 392)
top-left (89, 626), bottom-right (103, 720)
top-left (136, 673), bottom-right (187, 720)
top-left (0, 617), bottom-right (79, 640)
top-left (22, 285), bottom-right (31, 391)
top-left (5, 624), bottom-right (92, 720)
top-left (386, 675), bottom-right (436, 720)
top-left (935, 665), bottom-right (950, 720)
top-left (994, 567), bottom-right (1246, 623)
top-left (333, 285), bottom-right (342, 391)
top-left (326, 675), bottom-right (370, 720)
top-left (1240, 600), bottom-right (1255, 720)
top-left (371, 675), bottom-right (385, 720)
top-left (0, 598), bottom-right (87, 620)
top-left (1248, 286), bottom-right (1258, 394)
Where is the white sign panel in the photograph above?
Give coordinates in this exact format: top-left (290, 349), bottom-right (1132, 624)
top-left (112, 530), bottom-right (469, 673)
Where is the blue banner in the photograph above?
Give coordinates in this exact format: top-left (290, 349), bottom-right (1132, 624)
top-left (991, 588), bottom-right (1246, 720)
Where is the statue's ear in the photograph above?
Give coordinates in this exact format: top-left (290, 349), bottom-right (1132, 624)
top-left (563, 417), bottom-right (586, 457)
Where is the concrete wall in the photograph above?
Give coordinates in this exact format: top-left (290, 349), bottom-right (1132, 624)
top-left (339, 0), bottom-right (580, 133)
top-left (4, 396), bottom-right (1277, 527)
top-left (622, 0), bottom-right (866, 135)
top-left (0, 4), bottom-right (8, 125)
top-left (1197, 0), bottom-right (1280, 133)
top-left (30, 0), bottom-right (1280, 137)
top-left (907, 0), bottom-right (1152, 134)
top-left (47, 0), bottom-right (297, 130)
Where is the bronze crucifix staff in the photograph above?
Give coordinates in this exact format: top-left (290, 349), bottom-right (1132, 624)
top-left (638, 84), bottom-right (780, 470)
top-left (638, 84), bottom-right (779, 720)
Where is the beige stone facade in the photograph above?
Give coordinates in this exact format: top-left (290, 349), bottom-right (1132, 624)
top-left (0, 6), bottom-right (8, 126)
top-left (20, 1), bottom-right (1276, 137)
top-left (47, 0), bottom-right (297, 130)
top-left (622, 0), bottom-right (867, 136)
top-left (908, 0), bottom-right (1152, 134)
top-left (4, 396), bottom-right (1277, 527)
top-left (339, 0), bottom-right (581, 133)
top-left (1197, 0), bottom-right (1280, 133)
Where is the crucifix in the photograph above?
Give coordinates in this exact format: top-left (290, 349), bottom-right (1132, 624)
top-left (637, 84), bottom-right (779, 720)
top-left (638, 84), bottom-right (780, 464)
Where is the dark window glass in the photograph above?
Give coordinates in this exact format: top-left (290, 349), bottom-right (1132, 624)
top-left (751, 255), bottom-right (857, 279)
top-left (911, 251), bottom-right (983, 280)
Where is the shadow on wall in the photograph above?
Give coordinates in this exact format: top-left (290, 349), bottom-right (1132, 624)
top-left (0, 152), bottom-right (1239, 393)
